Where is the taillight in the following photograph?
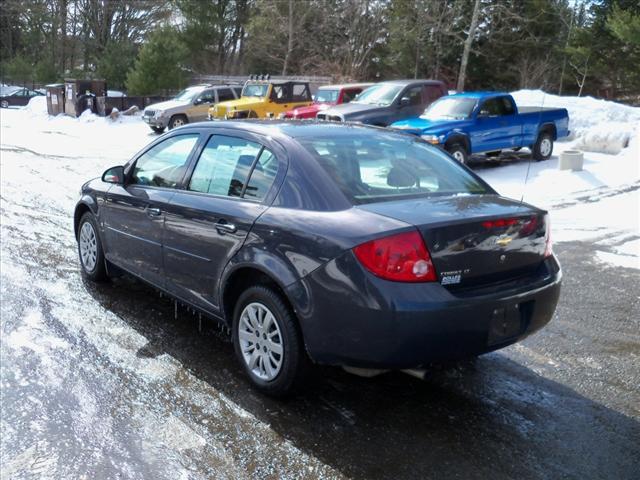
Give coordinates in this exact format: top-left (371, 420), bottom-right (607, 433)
top-left (353, 230), bottom-right (437, 282)
top-left (544, 215), bottom-right (553, 257)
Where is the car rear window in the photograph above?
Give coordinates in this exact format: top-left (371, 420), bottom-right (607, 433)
top-left (298, 133), bottom-right (489, 204)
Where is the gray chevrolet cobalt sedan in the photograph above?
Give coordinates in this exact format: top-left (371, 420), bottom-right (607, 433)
top-left (74, 121), bottom-right (561, 395)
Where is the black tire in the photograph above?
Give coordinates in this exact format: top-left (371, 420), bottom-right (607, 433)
top-left (486, 150), bottom-right (501, 158)
top-left (532, 131), bottom-right (554, 161)
top-left (446, 143), bottom-right (469, 164)
top-left (151, 126), bottom-right (165, 134)
top-left (77, 212), bottom-right (108, 282)
top-left (232, 285), bottom-right (307, 396)
top-left (168, 115), bottom-right (188, 130)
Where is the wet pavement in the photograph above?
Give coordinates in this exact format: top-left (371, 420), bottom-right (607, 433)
top-left (1, 116), bottom-right (639, 479)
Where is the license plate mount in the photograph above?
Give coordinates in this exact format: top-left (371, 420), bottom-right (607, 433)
top-left (487, 303), bottom-right (525, 345)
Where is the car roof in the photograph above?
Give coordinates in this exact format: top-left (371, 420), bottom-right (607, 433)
top-left (319, 83), bottom-right (375, 90)
top-left (245, 79), bottom-right (309, 85)
top-left (379, 79), bottom-right (445, 87)
top-left (178, 119), bottom-right (409, 141)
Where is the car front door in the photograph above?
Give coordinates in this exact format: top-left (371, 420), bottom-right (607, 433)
top-left (162, 132), bottom-right (283, 314)
top-left (392, 85), bottom-right (425, 124)
top-left (189, 89), bottom-right (216, 122)
top-left (471, 96), bottom-right (516, 153)
top-left (101, 133), bottom-right (200, 286)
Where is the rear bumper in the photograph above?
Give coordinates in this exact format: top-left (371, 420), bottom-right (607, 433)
top-left (287, 253), bottom-right (561, 368)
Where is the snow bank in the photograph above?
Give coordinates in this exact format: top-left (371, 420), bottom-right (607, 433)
top-left (512, 89), bottom-right (640, 154)
top-left (25, 95), bottom-right (48, 115)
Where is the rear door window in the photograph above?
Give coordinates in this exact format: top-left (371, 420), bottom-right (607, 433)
top-left (188, 135), bottom-right (278, 201)
top-left (292, 83), bottom-right (311, 101)
top-left (216, 88), bottom-right (235, 103)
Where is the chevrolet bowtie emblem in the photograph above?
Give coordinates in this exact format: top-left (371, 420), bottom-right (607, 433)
top-left (496, 235), bottom-right (513, 247)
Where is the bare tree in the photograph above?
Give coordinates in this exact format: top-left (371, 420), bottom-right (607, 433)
top-left (456, 0), bottom-right (481, 91)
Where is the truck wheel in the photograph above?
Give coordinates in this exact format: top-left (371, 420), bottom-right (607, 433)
top-left (446, 143), bottom-right (469, 164)
top-left (233, 285), bottom-right (308, 397)
top-left (486, 150), bottom-right (501, 158)
top-left (532, 132), bottom-right (554, 161)
top-left (169, 115), bottom-right (188, 130)
top-left (151, 126), bottom-right (165, 134)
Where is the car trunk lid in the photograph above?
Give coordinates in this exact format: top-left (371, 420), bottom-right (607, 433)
top-left (357, 195), bottom-right (548, 289)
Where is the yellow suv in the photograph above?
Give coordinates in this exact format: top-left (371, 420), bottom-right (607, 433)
top-left (209, 79), bottom-right (312, 119)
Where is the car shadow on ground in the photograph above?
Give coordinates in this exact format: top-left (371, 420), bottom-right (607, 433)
top-left (82, 275), bottom-right (640, 480)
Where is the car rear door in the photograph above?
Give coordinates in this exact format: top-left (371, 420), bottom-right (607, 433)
top-left (162, 131), bottom-right (284, 313)
top-left (101, 133), bottom-right (201, 287)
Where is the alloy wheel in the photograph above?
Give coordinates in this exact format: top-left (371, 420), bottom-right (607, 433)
top-left (238, 302), bottom-right (284, 381)
top-left (79, 221), bottom-right (98, 272)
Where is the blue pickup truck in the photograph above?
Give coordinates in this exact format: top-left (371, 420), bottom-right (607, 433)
top-left (391, 92), bottom-right (570, 164)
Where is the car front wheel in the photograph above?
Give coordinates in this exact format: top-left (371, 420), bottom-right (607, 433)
top-left (533, 131), bottom-right (554, 161)
top-left (77, 212), bottom-right (108, 281)
top-left (446, 143), bottom-right (469, 164)
top-left (169, 115), bottom-right (187, 129)
top-left (233, 285), bottom-right (307, 396)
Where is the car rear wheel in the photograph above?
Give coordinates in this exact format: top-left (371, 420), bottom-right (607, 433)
top-left (151, 126), bottom-right (165, 134)
top-left (233, 285), bottom-right (307, 396)
top-left (169, 115), bottom-right (187, 130)
top-left (446, 143), bottom-right (469, 164)
top-left (77, 212), bottom-right (108, 282)
top-left (532, 131), bottom-right (554, 161)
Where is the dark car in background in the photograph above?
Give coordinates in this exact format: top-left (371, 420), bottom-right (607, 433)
top-left (1, 85), bottom-right (44, 108)
top-left (316, 79), bottom-right (447, 126)
top-left (74, 121), bottom-right (561, 395)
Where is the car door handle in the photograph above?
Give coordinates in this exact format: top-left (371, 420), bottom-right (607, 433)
top-left (147, 207), bottom-right (161, 217)
top-left (215, 221), bottom-right (237, 234)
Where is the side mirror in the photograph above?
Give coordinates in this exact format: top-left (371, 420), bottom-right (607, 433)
top-left (399, 96), bottom-right (411, 107)
top-left (102, 165), bottom-right (125, 184)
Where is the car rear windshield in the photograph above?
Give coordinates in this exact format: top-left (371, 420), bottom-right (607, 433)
top-left (298, 132), bottom-right (489, 204)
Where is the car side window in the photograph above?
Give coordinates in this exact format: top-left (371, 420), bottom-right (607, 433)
top-left (232, 87), bottom-right (241, 98)
top-left (217, 88), bottom-right (235, 103)
top-left (131, 134), bottom-right (199, 188)
top-left (244, 148), bottom-right (279, 201)
top-left (424, 86), bottom-right (442, 102)
top-left (480, 98), bottom-right (509, 116)
top-left (271, 85), bottom-right (288, 103)
top-left (342, 89), bottom-right (360, 103)
top-left (196, 89), bottom-right (216, 105)
top-left (500, 96), bottom-right (515, 115)
top-left (292, 84), bottom-right (311, 101)
top-left (403, 86), bottom-right (423, 105)
top-left (189, 136), bottom-right (262, 198)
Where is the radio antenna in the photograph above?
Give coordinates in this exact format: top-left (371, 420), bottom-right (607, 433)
top-left (520, 90), bottom-right (546, 206)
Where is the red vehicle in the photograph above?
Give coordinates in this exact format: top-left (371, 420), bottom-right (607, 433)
top-left (280, 83), bottom-right (373, 119)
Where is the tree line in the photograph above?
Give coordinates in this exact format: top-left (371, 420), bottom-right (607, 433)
top-left (1, 0), bottom-right (639, 101)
